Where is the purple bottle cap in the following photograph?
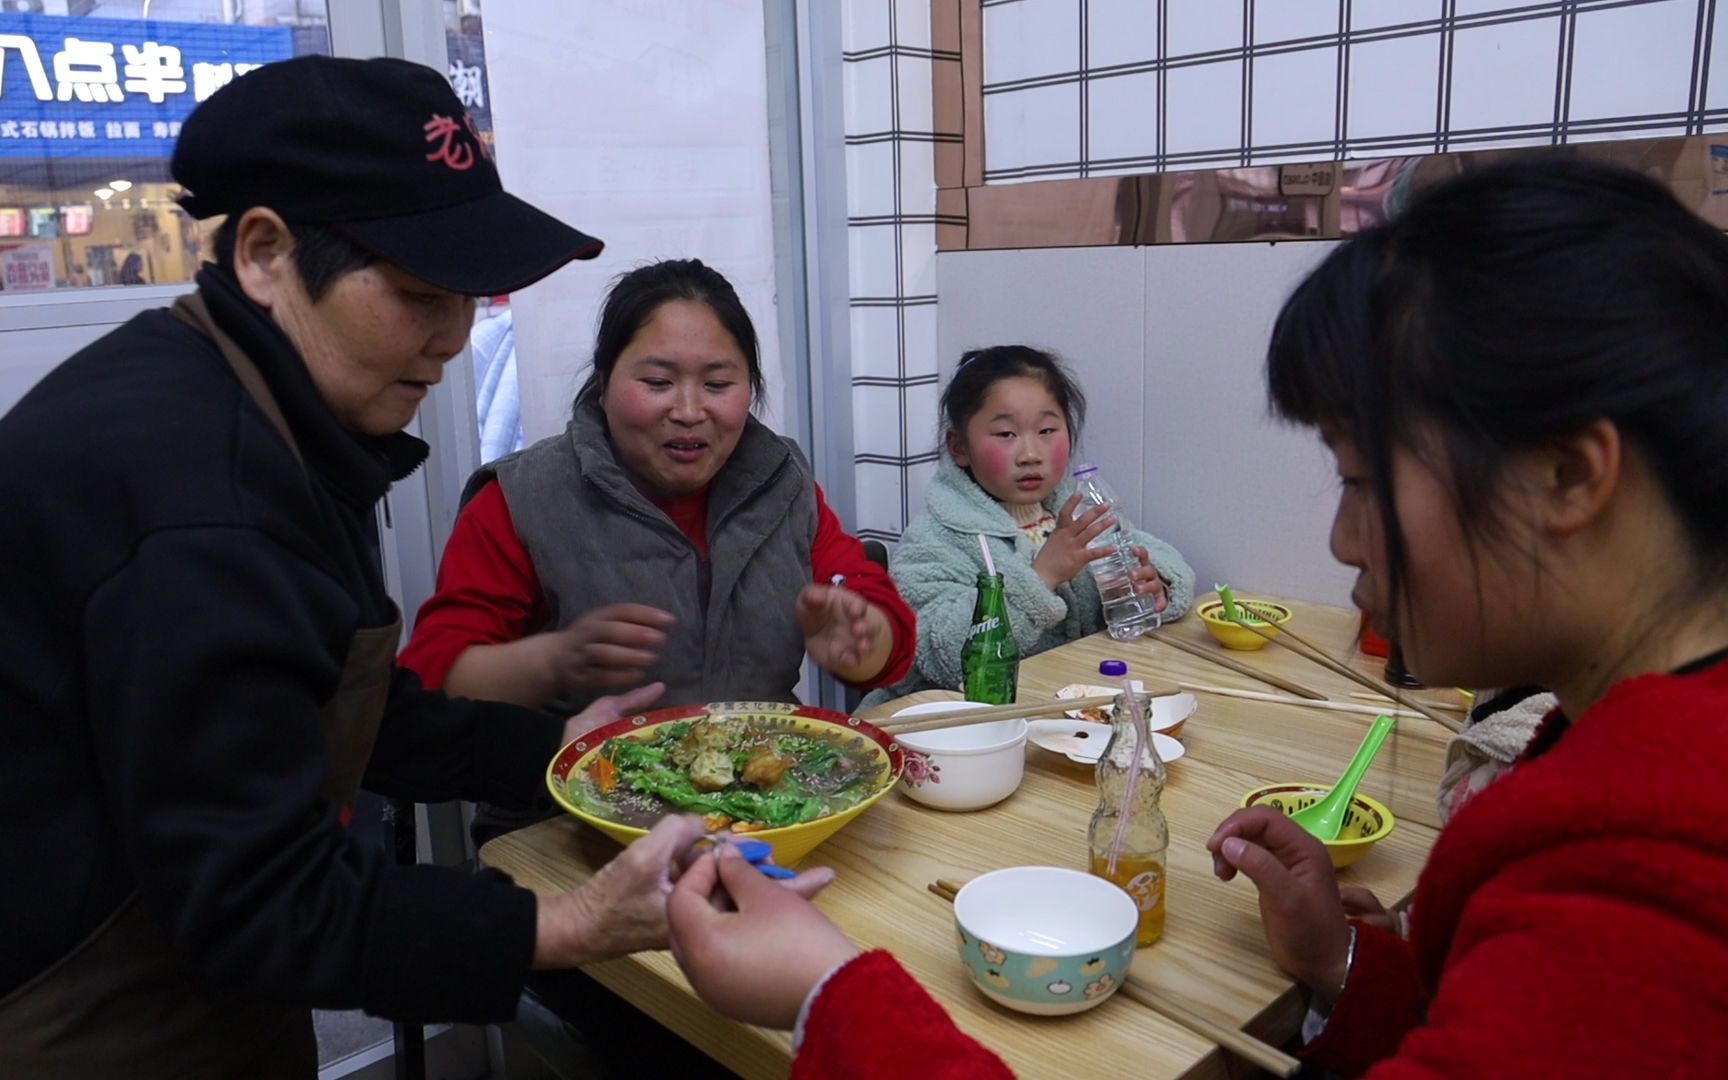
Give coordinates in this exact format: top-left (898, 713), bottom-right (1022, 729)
top-left (1099, 659), bottom-right (1127, 677)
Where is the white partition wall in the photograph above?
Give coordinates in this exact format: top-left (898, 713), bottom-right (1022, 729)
top-left (937, 240), bottom-right (1359, 607)
top-left (483, 0), bottom-right (789, 441)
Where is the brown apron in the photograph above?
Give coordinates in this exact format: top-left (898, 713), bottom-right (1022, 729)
top-left (0, 296), bottom-right (402, 1079)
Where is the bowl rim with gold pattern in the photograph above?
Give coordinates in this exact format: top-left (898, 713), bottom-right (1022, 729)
top-left (1239, 782), bottom-right (1395, 869)
top-left (547, 701), bottom-right (904, 866)
top-left (1197, 598), bottom-right (1294, 650)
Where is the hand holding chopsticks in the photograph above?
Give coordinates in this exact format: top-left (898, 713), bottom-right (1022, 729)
top-left (927, 878), bottom-right (1300, 1077)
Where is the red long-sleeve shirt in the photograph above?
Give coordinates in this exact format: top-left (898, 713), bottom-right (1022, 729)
top-left (400, 479), bottom-right (914, 693)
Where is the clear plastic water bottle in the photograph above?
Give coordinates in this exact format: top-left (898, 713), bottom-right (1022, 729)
top-left (1071, 464), bottom-right (1163, 640)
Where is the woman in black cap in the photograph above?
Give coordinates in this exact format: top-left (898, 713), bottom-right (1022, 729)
top-left (0, 55), bottom-right (828, 1079)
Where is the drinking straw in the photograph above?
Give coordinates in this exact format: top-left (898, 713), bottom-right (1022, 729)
top-left (977, 533), bottom-right (996, 576)
top-left (1104, 676), bottom-right (1149, 877)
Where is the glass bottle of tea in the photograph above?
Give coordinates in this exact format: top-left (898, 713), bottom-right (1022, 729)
top-left (1088, 680), bottom-right (1168, 947)
top-left (961, 571), bottom-right (1018, 705)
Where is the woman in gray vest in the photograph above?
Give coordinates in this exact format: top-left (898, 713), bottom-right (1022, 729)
top-left (400, 258), bottom-right (917, 842)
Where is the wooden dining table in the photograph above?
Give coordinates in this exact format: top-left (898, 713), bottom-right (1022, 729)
top-left (479, 597), bottom-right (1459, 1078)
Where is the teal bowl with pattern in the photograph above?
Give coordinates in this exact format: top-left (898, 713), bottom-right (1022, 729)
top-left (952, 866), bottom-right (1139, 1015)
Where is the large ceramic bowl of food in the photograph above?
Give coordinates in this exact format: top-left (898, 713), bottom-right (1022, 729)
top-left (548, 702), bottom-right (904, 867)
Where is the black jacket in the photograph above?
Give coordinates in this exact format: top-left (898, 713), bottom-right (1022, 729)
top-left (0, 267), bottom-right (560, 1022)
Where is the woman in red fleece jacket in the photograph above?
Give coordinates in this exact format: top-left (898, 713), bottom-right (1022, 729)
top-left (670, 160), bottom-right (1728, 1077)
top-left (1208, 158), bottom-right (1728, 1076)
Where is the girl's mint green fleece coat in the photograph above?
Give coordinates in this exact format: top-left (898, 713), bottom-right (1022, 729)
top-left (860, 456), bottom-right (1194, 708)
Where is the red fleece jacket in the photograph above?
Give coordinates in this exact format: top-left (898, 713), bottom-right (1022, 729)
top-left (794, 662), bottom-right (1728, 1077)
top-left (1305, 659), bottom-right (1728, 1076)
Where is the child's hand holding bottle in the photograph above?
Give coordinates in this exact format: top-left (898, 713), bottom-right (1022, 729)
top-left (1127, 546), bottom-right (1170, 611)
top-left (1032, 492), bottom-right (1114, 590)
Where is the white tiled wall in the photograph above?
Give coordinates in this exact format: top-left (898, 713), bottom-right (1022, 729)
top-left (841, 0), bottom-right (947, 540)
top-left (984, 0), bottom-right (1725, 182)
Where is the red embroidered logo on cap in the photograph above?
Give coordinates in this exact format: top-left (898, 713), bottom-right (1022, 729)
top-left (423, 113), bottom-right (474, 171)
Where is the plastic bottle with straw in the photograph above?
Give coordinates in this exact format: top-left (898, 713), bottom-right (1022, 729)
top-left (961, 534), bottom-right (1018, 705)
top-left (1087, 673), bottom-right (1169, 946)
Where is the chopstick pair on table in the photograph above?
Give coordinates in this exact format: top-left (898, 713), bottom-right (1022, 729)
top-left (926, 878), bottom-right (1300, 1078)
top-left (1212, 617), bottom-right (1463, 733)
top-left (871, 691), bottom-right (1175, 737)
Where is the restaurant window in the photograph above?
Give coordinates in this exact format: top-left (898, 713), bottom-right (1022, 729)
top-left (0, 1), bottom-right (330, 295)
top-left (444, 0), bottom-right (524, 462)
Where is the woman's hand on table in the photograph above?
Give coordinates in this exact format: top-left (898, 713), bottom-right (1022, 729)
top-left (1207, 806), bottom-right (1354, 1011)
top-left (667, 843), bottom-right (854, 1029)
top-left (1032, 493), bottom-right (1114, 590)
top-left (797, 584), bottom-right (892, 683)
top-left (545, 603), bottom-right (675, 692)
top-left (1129, 545), bottom-right (1170, 612)
top-left (560, 681), bottom-right (666, 746)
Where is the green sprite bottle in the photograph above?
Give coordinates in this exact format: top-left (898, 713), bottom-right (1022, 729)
top-left (961, 572), bottom-right (1018, 704)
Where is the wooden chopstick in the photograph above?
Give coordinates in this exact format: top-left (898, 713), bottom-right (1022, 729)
top-left (1178, 682), bottom-right (1441, 720)
top-left (1142, 630), bottom-right (1328, 701)
top-left (927, 879), bottom-right (1299, 1078)
top-left (874, 693), bottom-right (1156, 737)
top-left (1221, 619), bottom-right (1461, 733)
top-left (872, 695), bottom-right (1112, 732)
top-left (1348, 690), bottom-right (1467, 714)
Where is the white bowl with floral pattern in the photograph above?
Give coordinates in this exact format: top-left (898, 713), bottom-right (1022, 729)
top-left (891, 701), bottom-right (1028, 812)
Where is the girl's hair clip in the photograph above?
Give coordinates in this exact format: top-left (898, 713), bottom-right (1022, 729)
top-left (956, 351), bottom-right (980, 371)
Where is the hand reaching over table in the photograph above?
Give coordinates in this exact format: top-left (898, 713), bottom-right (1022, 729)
top-left (560, 681), bottom-right (666, 747)
top-left (668, 843), bottom-right (852, 1029)
top-left (532, 814), bottom-right (707, 968)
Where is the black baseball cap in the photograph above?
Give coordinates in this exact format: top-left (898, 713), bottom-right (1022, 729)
top-left (172, 55), bottom-right (602, 295)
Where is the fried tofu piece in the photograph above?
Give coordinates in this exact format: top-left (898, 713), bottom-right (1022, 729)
top-left (689, 748), bottom-right (736, 792)
top-left (675, 717), bottom-right (746, 766)
top-left (740, 748), bottom-right (793, 788)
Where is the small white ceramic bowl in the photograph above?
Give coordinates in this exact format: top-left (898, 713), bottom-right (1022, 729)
top-left (891, 701), bottom-right (1028, 811)
top-left (954, 866), bottom-right (1139, 1015)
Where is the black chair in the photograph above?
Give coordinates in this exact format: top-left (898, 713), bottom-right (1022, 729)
top-left (861, 538), bottom-right (889, 571)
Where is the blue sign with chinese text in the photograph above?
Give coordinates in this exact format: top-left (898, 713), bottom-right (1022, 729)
top-left (0, 13), bottom-right (294, 159)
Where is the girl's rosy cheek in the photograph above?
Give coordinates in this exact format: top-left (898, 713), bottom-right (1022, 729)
top-left (974, 440), bottom-right (1017, 478)
top-left (1049, 433), bottom-right (1071, 472)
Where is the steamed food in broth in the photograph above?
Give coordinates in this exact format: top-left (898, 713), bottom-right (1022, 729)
top-left (578, 715), bottom-right (888, 832)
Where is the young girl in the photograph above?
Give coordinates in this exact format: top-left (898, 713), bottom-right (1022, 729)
top-left (665, 160), bottom-right (1728, 1077)
top-left (862, 346), bottom-right (1194, 706)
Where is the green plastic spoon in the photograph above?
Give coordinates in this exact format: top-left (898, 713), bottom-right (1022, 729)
top-left (1216, 583), bottom-right (1241, 621)
top-left (1288, 713), bottom-right (1397, 842)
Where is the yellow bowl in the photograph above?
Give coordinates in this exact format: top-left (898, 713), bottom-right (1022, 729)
top-left (1197, 599), bottom-right (1293, 651)
top-left (547, 701), bottom-right (904, 867)
top-left (1239, 783), bottom-right (1396, 869)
